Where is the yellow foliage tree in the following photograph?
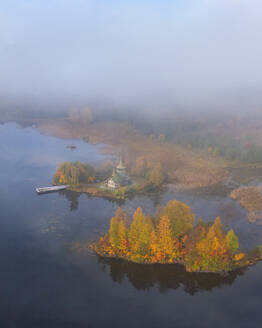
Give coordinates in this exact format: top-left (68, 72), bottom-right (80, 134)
top-left (109, 217), bottom-right (120, 251)
top-left (157, 215), bottom-right (175, 261)
top-left (118, 219), bottom-right (128, 253)
top-left (128, 208), bottom-right (151, 257)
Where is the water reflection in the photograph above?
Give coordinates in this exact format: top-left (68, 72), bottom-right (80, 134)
top-left (59, 190), bottom-right (81, 211)
top-left (98, 257), bottom-right (246, 295)
top-left (60, 189), bottom-right (127, 211)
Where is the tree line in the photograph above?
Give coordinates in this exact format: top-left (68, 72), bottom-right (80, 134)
top-left (53, 162), bottom-right (96, 185)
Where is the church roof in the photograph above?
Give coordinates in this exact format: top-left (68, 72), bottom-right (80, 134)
top-left (116, 157), bottom-right (126, 170)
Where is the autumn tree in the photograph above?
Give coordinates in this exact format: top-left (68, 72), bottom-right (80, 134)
top-left (135, 156), bottom-right (147, 176)
top-left (160, 200), bottom-right (195, 238)
top-left (118, 219), bottom-right (128, 253)
top-left (109, 217), bottom-right (120, 251)
top-left (149, 229), bottom-right (159, 260)
top-left (53, 162), bottom-right (96, 185)
top-left (157, 215), bottom-right (176, 261)
top-left (226, 229), bottom-right (239, 253)
top-left (128, 208), bottom-right (151, 260)
top-left (194, 217), bottom-right (231, 271)
top-left (147, 165), bottom-right (164, 188)
top-left (115, 207), bottom-right (130, 225)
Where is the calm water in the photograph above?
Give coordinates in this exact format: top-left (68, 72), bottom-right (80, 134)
top-left (0, 122), bottom-right (262, 328)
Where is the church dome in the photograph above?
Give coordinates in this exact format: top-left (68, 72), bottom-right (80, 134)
top-left (116, 158), bottom-right (126, 170)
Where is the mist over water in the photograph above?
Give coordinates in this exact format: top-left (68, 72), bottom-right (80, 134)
top-left (1, 0), bottom-right (262, 114)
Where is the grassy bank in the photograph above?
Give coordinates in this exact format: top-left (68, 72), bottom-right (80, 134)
top-left (230, 186), bottom-right (262, 223)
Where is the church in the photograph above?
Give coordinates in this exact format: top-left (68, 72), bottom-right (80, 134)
top-left (105, 157), bottom-right (132, 189)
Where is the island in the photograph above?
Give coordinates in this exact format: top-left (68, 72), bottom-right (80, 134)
top-left (230, 186), bottom-right (262, 223)
top-left (90, 200), bottom-right (262, 273)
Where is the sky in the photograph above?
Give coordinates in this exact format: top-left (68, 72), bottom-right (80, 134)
top-left (1, 0), bottom-right (262, 113)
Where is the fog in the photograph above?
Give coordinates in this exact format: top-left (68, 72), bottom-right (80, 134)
top-left (1, 0), bottom-right (262, 114)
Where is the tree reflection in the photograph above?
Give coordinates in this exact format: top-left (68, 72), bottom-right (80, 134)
top-left (60, 189), bottom-right (127, 210)
top-left (98, 257), bottom-right (246, 295)
top-left (59, 190), bottom-right (80, 211)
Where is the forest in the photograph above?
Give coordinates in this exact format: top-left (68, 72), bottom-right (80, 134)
top-left (92, 200), bottom-right (262, 273)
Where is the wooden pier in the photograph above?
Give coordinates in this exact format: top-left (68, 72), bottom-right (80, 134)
top-left (36, 185), bottom-right (69, 194)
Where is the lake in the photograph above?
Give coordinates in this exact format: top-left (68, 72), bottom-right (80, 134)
top-left (0, 122), bottom-right (261, 328)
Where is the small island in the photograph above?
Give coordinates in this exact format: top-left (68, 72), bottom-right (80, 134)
top-left (90, 200), bottom-right (262, 273)
top-left (230, 186), bottom-right (262, 223)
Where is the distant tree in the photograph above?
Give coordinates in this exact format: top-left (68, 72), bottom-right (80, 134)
top-left (135, 156), bottom-right (147, 176)
top-left (69, 108), bottom-right (80, 124)
top-left (69, 107), bottom-right (93, 126)
top-left (158, 134), bottom-right (165, 143)
top-left (147, 165), bottom-right (164, 188)
top-left (81, 107), bottom-right (93, 125)
top-left (212, 148), bottom-right (220, 157)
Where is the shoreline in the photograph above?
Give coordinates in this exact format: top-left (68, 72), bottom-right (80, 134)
top-left (89, 245), bottom-right (262, 275)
